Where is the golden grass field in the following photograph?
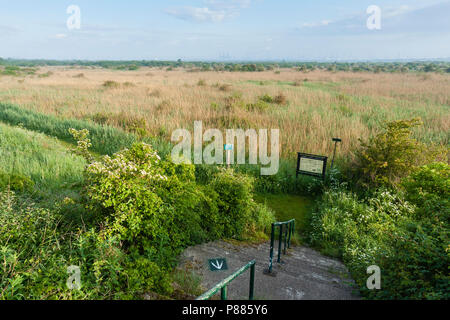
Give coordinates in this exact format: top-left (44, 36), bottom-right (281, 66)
top-left (0, 66), bottom-right (448, 161)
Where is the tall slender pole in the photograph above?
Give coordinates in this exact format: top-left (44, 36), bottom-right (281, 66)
top-left (287, 221), bottom-right (292, 249)
top-left (277, 225), bottom-right (283, 263)
top-left (268, 224), bottom-right (275, 273)
top-left (331, 138), bottom-right (342, 169)
top-left (249, 264), bottom-right (255, 300)
top-left (221, 286), bottom-right (228, 300)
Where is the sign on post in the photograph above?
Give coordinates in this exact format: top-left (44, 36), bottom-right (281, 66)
top-left (296, 153), bottom-right (328, 180)
top-left (224, 144), bottom-right (233, 167)
top-left (208, 258), bottom-right (228, 272)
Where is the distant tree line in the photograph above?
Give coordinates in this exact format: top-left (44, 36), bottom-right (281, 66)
top-left (0, 58), bottom-right (449, 74)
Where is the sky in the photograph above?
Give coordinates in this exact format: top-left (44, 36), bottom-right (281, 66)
top-left (0, 0), bottom-right (449, 61)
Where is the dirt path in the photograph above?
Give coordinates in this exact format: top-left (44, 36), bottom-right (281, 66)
top-left (179, 240), bottom-right (360, 300)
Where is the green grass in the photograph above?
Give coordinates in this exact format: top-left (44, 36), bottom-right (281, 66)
top-left (0, 102), bottom-right (173, 157)
top-left (254, 193), bottom-right (314, 234)
top-left (0, 122), bottom-right (86, 191)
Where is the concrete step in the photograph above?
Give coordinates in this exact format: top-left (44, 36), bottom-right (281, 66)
top-left (178, 240), bottom-right (360, 300)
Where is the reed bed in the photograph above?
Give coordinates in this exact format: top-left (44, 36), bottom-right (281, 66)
top-left (0, 67), bottom-right (448, 161)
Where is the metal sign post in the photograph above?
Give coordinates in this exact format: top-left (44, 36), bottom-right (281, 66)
top-left (224, 144), bottom-right (233, 167)
top-left (331, 138), bottom-right (342, 169)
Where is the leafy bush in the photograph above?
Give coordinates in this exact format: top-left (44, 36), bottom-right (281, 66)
top-left (0, 171), bottom-right (34, 192)
top-left (84, 143), bottom-right (274, 266)
top-left (224, 92), bottom-right (245, 111)
top-left (402, 162), bottom-right (449, 221)
top-left (352, 118), bottom-right (445, 188)
top-left (207, 169), bottom-right (255, 238)
top-left (102, 80), bottom-right (120, 88)
top-left (309, 184), bottom-right (449, 299)
top-left (0, 190), bottom-right (179, 300)
top-left (273, 93), bottom-right (287, 105)
top-left (246, 100), bottom-right (270, 112)
top-left (246, 201), bottom-right (275, 238)
top-left (258, 94), bottom-right (273, 103)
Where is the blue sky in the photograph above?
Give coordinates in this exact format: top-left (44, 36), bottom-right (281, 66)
top-left (0, 0), bottom-right (449, 61)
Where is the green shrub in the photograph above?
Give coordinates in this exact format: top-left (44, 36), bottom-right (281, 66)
top-left (273, 93), bottom-right (287, 105)
top-left (0, 171), bottom-right (34, 192)
top-left (69, 128), bottom-right (94, 162)
top-left (309, 185), bottom-right (449, 300)
top-left (207, 169), bottom-right (254, 238)
top-left (102, 80), bottom-right (120, 88)
top-left (84, 143), bottom-right (273, 267)
top-left (402, 162), bottom-right (449, 221)
top-left (224, 92), bottom-right (245, 111)
top-left (258, 94), bottom-right (273, 103)
top-left (122, 256), bottom-right (173, 299)
top-left (371, 217), bottom-right (449, 299)
top-left (246, 201), bottom-right (275, 238)
top-left (0, 190), bottom-right (177, 300)
top-left (246, 100), bottom-right (270, 112)
top-left (353, 118), bottom-right (445, 188)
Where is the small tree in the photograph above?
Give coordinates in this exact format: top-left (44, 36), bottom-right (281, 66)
top-left (354, 118), bottom-right (444, 188)
top-left (69, 128), bottom-right (94, 163)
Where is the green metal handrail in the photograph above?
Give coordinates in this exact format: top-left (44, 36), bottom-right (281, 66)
top-left (265, 219), bottom-right (295, 275)
top-left (196, 260), bottom-right (256, 300)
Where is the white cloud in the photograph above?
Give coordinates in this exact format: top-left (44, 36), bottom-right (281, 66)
top-left (205, 0), bottom-right (252, 10)
top-left (166, 7), bottom-right (226, 22)
top-left (301, 20), bottom-right (332, 28)
top-left (53, 33), bottom-right (68, 39)
top-left (384, 5), bottom-right (412, 18)
top-left (166, 0), bottom-right (253, 22)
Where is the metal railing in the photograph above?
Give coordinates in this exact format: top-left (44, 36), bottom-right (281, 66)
top-left (196, 260), bottom-right (256, 300)
top-left (264, 219), bottom-right (295, 275)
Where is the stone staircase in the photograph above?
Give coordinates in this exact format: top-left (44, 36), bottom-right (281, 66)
top-left (179, 240), bottom-right (360, 300)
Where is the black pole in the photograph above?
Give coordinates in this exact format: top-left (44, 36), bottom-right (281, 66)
top-left (331, 138), bottom-right (342, 169)
top-left (277, 225), bottom-right (283, 263)
top-left (268, 224), bottom-right (275, 273)
top-left (287, 221), bottom-right (292, 248)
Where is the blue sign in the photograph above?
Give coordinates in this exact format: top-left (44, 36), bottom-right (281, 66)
top-left (224, 144), bottom-right (233, 151)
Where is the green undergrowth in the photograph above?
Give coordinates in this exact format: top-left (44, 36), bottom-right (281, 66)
top-left (254, 193), bottom-right (314, 233)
